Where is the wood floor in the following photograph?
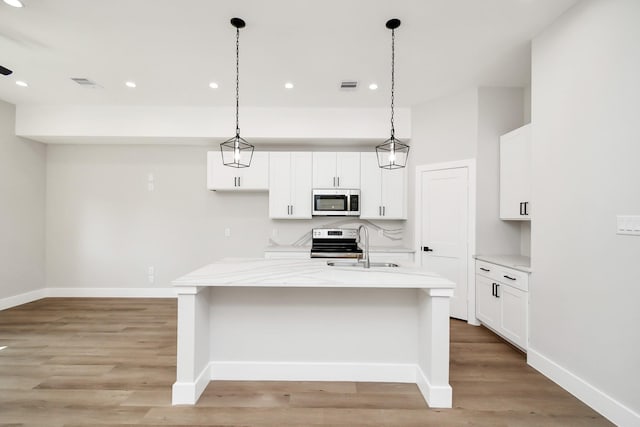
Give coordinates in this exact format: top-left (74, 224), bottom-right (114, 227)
top-left (0, 298), bottom-right (611, 426)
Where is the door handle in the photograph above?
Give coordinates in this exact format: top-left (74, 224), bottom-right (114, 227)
top-left (422, 246), bottom-right (433, 252)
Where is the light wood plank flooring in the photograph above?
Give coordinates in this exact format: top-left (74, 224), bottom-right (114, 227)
top-left (0, 298), bottom-right (611, 426)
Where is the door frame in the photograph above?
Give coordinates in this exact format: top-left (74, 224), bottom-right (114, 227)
top-left (414, 159), bottom-right (479, 325)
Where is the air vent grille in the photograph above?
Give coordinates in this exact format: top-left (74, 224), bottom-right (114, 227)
top-left (71, 77), bottom-right (98, 86)
top-left (340, 80), bottom-right (358, 90)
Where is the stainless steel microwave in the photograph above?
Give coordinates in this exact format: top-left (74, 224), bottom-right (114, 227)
top-left (312, 189), bottom-right (360, 216)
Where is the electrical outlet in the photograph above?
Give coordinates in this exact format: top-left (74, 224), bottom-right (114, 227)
top-left (225, 227), bottom-right (231, 238)
top-left (617, 215), bottom-right (640, 236)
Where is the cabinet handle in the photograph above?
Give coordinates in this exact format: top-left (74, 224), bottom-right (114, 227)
top-left (504, 275), bottom-right (516, 281)
top-left (337, 176), bottom-right (340, 187)
top-left (524, 202), bottom-right (529, 216)
top-left (492, 283), bottom-right (496, 297)
top-left (238, 176), bottom-right (241, 187)
top-left (480, 267), bottom-right (490, 272)
top-left (495, 284), bottom-right (500, 298)
top-left (519, 202), bottom-right (525, 215)
top-left (382, 206), bottom-right (385, 216)
top-left (290, 205), bottom-right (293, 216)
top-left (333, 177), bottom-right (336, 187)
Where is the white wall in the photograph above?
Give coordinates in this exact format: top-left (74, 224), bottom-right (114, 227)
top-left (476, 87), bottom-right (524, 255)
top-left (530, 0), bottom-right (640, 422)
top-left (405, 89), bottom-right (478, 244)
top-left (0, 100), bottom-right (46, 301)
top-left (45, 144), bottom-right (405, 290)
top-left (407, 87), bottom-right (525, 255)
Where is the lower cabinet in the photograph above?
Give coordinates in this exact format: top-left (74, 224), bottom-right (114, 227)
top-left (475, 260), bottom-right (528, 351)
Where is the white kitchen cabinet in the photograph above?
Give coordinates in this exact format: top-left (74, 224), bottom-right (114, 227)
top-left (360, 152), bottom-right (407, 219)
top-left (475, 260), bottom-right (529, 351)
top-left (269, 152), bottom-right (312, 219)
top-left (312, 152), bottom-right (360, 188)
top-left (500, 124), bottom-right (531, 220)
top-left (207, 151), bottom-right (269, 191)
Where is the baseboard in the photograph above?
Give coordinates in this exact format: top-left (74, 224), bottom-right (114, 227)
top-left (0, 287), bottom-right (176, 310)
top-left (209, 361), bottom-right (418, 383)
top-left (528, 347), bottom-right (640, 427)
top-left (172, 362), bottom-right (212, 405)
top-left (44, 287), bottom-right (176, 298)
top-left (416, 365), bottom-right (452, 408)
top-left (0, 288), bottom-right (47, 311)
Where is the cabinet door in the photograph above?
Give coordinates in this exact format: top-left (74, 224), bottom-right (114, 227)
top-left (269, 152), bottom-right (292, 218)
top-left (498, 283), bottom-right (528, 349)
top-left (312, 152), bottom-right (337, 188)
top-left (290, 152), bottom-right (312, 219)
top-left (476, 275), bottom-right (500, 329)
top-left (500, 124), bottom-right (531, 220)
top-left (238, 152), bottom-right (269, 190)
top-left (208, 151), bottom-right (269, 191)
top-left (336, 152), bottom-right (361, 188)
top-left (380, 167), bottom-right (406, 219)
top-left (207, 151), bottom-right (239, 190)
top-left (359, 152), bottom-right (383, 218)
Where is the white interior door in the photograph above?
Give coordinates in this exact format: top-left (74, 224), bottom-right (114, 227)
top-left (419, 167), bottom-right (469, 320)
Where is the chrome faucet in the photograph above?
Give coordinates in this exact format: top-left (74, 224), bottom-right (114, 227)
top-left (358, 224), bottom-right (370, 268)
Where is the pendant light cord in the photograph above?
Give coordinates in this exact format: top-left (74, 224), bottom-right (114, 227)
top-left (235, 26), bottom-right (240, 137)
top-left (390, 28), bottom-right (395, 139)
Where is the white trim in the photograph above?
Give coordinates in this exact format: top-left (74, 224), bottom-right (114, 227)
top-left (44, 287), bottom-right (176, 298)
top-left (414, 159), bottom-right (478, 325)
top-left (528, 347), bottom-right (640, 427)
top-left (172, 361), bottom-right (212, 405)
top-left (0, 287), bottom-right (176, 310)
top-left (0, 288), bottom-right (47, 311)
top-left (416, 365), bottom-right (453, 408)
top-left (210, 361), bottom-right (417, 383)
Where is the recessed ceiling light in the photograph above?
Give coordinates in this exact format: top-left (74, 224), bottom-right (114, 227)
top-left (369, 83), bottom-right (378, 90)
top-left (209, 82), bottom-right (219, 89)
top-left (284, 82), bottom-right (294, 89)
top-left (125, 81), bottom-right (136, 88)
top-left (15, 80), bottom-right (28, 87)
top-left (3, 0), bottom-right (24, 8)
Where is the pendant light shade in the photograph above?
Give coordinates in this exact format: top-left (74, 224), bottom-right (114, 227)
top-left (221, 17), bottom-right (254, 168)
top-left (376, 18), bottom-right (409, 170)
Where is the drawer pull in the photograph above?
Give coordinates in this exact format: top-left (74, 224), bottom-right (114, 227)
top-left (491, 283), bottom-right (496, 297)
top-left (504, 275), bottom-right (516, 281)
top-left (480, 267), bottom-right (490, 272)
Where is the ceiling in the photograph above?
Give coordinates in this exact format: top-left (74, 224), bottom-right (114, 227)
top-left (0, 0), bottom-right (577, 109)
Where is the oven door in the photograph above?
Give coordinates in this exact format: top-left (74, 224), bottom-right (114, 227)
top-left (313, 194), bottom-right (348, 216)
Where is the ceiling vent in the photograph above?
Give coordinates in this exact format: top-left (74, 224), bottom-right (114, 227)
top-left (71, 77), bottom-right (100, 88)
top-left (340, 80), bottom-right (358, 90)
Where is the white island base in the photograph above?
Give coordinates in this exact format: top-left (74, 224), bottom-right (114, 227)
top-left (171, 259), bottom-right (455, 408)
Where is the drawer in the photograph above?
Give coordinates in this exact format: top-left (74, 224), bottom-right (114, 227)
top-left (476, 260), bottom-right (529, 292)
top-left (476, 261), bottom-right (500, 281)
top-left (494, 265), bottom-right (529, 292)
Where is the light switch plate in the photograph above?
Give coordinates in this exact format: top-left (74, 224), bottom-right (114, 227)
top-left (617, 215), bottom-right (640, 236)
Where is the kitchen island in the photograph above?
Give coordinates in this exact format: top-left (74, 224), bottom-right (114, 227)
top-left (171, 258), bottom-right (455, 408)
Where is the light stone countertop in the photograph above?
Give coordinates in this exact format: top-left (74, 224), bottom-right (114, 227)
top-left (172, 257), bottom-right (454, 289)
top-left (264, 245), bottom-right (415, 253)
top-left (474, 254), bottom-right (532, 273)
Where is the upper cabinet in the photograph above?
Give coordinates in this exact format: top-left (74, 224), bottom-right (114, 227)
top-left (312, 152), bottom-right (360, 189)
top-left (269, 152), bottom-right (312, 219)
top-left (207, 151), bottom-right (269, 191)
top-left (359, 152), bottom-right (407, 220)
top-left (500, 124), bottom-right (531, 220)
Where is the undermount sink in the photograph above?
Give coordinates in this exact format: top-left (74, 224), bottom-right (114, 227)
top-left (327, 261), bottom-right (399, 268)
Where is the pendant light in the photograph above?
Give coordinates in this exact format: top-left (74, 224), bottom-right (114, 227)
top-left (220, 17), bottom-right (254, 168)
top-left (376, 18), bottom-right (409, 169)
